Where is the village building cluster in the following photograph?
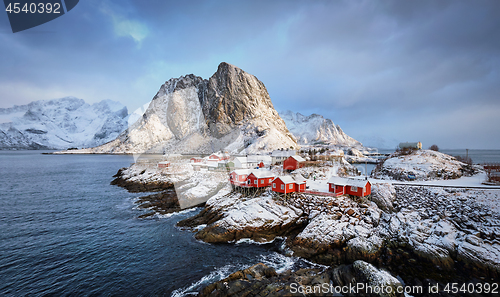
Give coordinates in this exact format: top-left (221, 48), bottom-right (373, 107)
top-left (160, 149), bottom-right (372, 198)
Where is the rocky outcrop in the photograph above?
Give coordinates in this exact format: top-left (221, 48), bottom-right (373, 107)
top-left (200, 261), bottom-right (405, 297)
top-left (111, 167), bottom-right (174, 192)
top-left (184, 183), bottom-right (500, 284)
top-left (136, 189), bottom-right (182, 218)
top-left (391, 186), bottom-right (500, 278)
top-left (77, 62), bottom-right (297, 154)
top-left (199, 263), bottom-right (332, 297)
top-left (178, 191), bottom-right (305, 243)
top-left (373, 150), bottom-right (478, 181)
top-left (370, 183), bottom-right (396, 212)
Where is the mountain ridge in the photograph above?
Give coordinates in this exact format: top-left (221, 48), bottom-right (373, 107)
top-left (279, 110), bottom-right (361, 147)
top-left (0, 97), bottom-right (129, 150)
top-left (77, 62), bottom-right (298, 155)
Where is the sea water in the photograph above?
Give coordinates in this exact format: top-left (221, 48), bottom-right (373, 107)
top-left (0, 151), bottom-right (308, 296)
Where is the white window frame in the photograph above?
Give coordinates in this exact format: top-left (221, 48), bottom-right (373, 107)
top-left (289, 184), bottom-right (293, 189)
top-left (273, 183), bottom-right (276, 188)
top-left (254, 180), bottom-right (257, 184)
top-left (281, 184), bottom-right (284, 190)
top-left (261, 179), bottom-right (264, 184)
top-left (351, 186), bottom-right (357, 192)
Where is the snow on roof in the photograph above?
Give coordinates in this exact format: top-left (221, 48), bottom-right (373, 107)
top-left (247, 155), bottom-right (272, 163)
top-left (290, 155), bottom-right (306, 162)
top-left (232, 169), bottom-right (252, 175)
top-left (158, 161), bottom-right (170, 164)
top-left (327, 176), bottom-right (370, 187)
top-left (249, 170), bottom-right (275, 179)
top-left (273, 175), bottom-right (306, 184)
top-left (275, 176), bottom-right (296, 184)
top-left (271, 150), bottom-right (296, 157)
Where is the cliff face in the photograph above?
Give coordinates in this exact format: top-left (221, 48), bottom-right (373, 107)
top-left (80, 62), bottom-right (297, 154)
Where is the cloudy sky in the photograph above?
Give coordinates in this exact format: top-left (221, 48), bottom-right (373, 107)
top-left (0, 0), bottom-right (499, 149)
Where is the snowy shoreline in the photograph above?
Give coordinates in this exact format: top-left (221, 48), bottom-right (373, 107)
top-left (108, 153), bottom-right (499, 295)
top-left (179, 183), bottom-right (499, 295)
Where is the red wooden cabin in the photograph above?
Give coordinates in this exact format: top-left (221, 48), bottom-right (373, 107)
top-left (247, 170), bottom-right (276, 188)
top-left (229, 169), bottom-right (252, 186)
top-left (190, 157), bottom-right (203, 163)
top-left (157, 161), bottom-right (170, 168)
top-left (209, 152), bottom-right (230, 161)
top-left (327, 176), bottom-right (371, 197)
top-left (271, 176), bottom-right (306, 193)
top-left (283, 155), bottom-right (306, 171)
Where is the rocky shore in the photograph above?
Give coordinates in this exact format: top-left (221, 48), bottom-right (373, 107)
top-left (199, 261), bottom-right (405, 297)
top-left (110, 158), bottom-right (499, 295)
top-left (111, 162), bottom-right (229, 217)
top-left (111, 167), bottom-right (174, 192)
top-left (178, 183), bottom-right (500, 295)
top-left (111, 166), bottom-right (181, 218)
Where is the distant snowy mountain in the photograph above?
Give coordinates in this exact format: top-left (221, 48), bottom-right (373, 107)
top-left (279, 110), bottom-right (361, 147)
top-left (76, 62), bottom-right (298, 155)
top-left (0, 97), bottom-right (129, 150)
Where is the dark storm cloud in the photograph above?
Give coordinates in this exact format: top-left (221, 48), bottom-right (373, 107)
top-left (0, 0), bottom-right (498, 148)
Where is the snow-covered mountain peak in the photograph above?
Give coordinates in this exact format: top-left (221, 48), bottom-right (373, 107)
top-left (0, 97), bottom-right (129, 149)
top-left (153, 74), bottom-right (207, 100)
top-left (279, 110), bottom-right (361, 147)
top-left (79, 62), bottom-right (297, 154)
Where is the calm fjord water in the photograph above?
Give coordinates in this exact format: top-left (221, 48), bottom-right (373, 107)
top-left (0, 151), bottom-right (289, 296)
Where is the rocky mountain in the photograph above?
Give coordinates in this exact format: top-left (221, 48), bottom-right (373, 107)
top-left (279, 110), bottom-right (361, 146)
top-left (78, 62), bottom-right (298, 154)
top-left (0, 97), bottom-right (128, 150)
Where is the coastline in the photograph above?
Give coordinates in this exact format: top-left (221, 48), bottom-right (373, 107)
top-left (108, 157), bottom-right (500, 296)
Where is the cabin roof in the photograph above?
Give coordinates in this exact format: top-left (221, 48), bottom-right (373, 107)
top-left (289, 155), bottom-right (306, 162)
top-left (231, 169), bottom-right (252, 175)
top-left (327, 176), bottom-right (371, 187)
top-left (274, 175), bottom-right (306, 185)
top-left (249, 170), bottom-right (275, 179)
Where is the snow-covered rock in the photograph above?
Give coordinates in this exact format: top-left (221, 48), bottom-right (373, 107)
top-left (0, 97), bottom-right (128, 149)
top-left (371, 183), bottom-right (396, 212)
top-left (194, 191), bottom-right (304, 243)
top-left (76, 63), bottom-right (298, 155)
top-left (373, 150), bottom-right (476, 181)
top-left (352, 261), bottom-right (404, 297)
top-left (280, 110), bottom-right (361, 146)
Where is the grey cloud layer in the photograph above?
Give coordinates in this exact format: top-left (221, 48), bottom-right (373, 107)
top-left (0, 0), bottom-right (498, 148)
